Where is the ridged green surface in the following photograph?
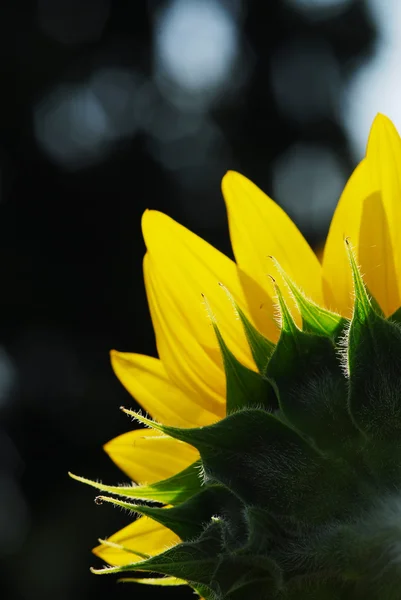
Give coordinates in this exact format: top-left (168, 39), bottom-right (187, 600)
top-left (89, 248), bottom-right (401, 599)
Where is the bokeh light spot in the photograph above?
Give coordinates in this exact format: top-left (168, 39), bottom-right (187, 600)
top-left (153, 0), bottom-right (240, 108)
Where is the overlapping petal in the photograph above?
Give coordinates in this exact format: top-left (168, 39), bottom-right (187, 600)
top-left (91, 113), bottom-right (401, 594)
top-left (223, 171), bottom-right (323, 329)
top-left (322, 160), bottom-right (371, 316)
top-left (144, 253), bottom-right (225, 417)
top-left (104, 429), bottom-right (198, 484)
top-left (93, 517), bottom-right (180, 566)
top-left (323, 115), bottom-right (401, 317)
top-left (110, 351), bottom-right (218, 427)
top-left (364, 114), bottom-right (401, 315)
top-left (142, 210), bottom-right (268, 412)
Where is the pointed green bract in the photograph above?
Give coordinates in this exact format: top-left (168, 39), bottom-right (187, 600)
top-left (132, 408), bottom-right (359, 522)
top-left (346, 240), bottom-right (401, 441)
top-left (93, 521), bottom-right (282, 600)
top-left (271, 257), bottom-right (345, 338)
top-left (80, 236), bottom-right (401, 600)
top-left (219, 283), bottom-right (275, 372)
top-left (345, 240), bottom-right (379, 322)
top-left (212, 320), bottom-right (275, 413)
top-left (96, 484), bottom-right (242, 542)
top-left (234, 304), bottom-right (275, 373)
top-left (69, 460), bottom-right (202, 505)
top-left (273, 283), bottom-right (298, 336)
top-left (204, 294), bottom-right (275, 413)
top-left (266, 284), bottom-right (357, 452)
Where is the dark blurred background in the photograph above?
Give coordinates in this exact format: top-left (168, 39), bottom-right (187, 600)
top-left (0, 0), bottom-right (395, 598)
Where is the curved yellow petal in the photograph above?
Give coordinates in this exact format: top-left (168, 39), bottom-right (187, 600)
top-left (323, 116), bottom-right (401, 318)
top-left (358, 190), bottom-right (396, 316)
top-left (322, 160), bottom-right (370, 316)
top-left (142, 210), bottom-right (269, 411)
top-left (145, 253), bottom-right (225, 417)
top-left (110, 351), bottom-right (219, 428)
top-left (223, 171), bottom-right (323, 324)
top-left (93, 517), bottom-right (180, 566)
top-left (364, 113), bottom-right (401, 314)
top-left (104, 429), bottom-right (199, 484)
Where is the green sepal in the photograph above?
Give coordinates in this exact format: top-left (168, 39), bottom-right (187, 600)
top-left (266, 285), bottom-right (357, 451)
top-left (243, 506), bottom-right (284, 556)
top-left (346, 240), bottom-right (401, 440)
top-left (211, 319), bottom-right (276, 413)
top-left (219, 283), bottom-right (275, 372)
top-left (68, 460), bottom-right (202, 505)
top-left (96, 484), bottom-right (241, 542)
top-left (235, 305), bottom-right (275, 373)
top-left (93, 521), bottom-right (281, 600)
top-left (130, 408), bottom-right (356, 522)
top-left (366, 290), bottom-right (385, 318)
top-left (91, 520), bottom-right (223, 578)
top-left (272, 257), bottom-right (345, 338)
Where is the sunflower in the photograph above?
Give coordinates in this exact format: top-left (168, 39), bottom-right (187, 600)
top-left (71, 114), bottom-right (401, 599)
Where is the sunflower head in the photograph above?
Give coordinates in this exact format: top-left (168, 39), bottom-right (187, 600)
top-left (71, 114), bottom-right (401, 600)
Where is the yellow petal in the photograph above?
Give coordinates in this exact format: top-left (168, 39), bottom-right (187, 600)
top-left (142, 210), bottom-right (268, 410)
top-left (364, 114), bottom-right (401, 314)
top-left (323, 116), bottom-right (401, 318)
top-left (93, 517), bottom-right (180, 566)
top-left (322, 160), bottom-right (370, 316)
top-left (358, 191), bottom-right (396, 316)
top-left (145, 253), bottom-right (225, 416)
top-left (110, 351), bottom-right (218, 428)
top-left (104, 429), bottom-right (199, 484)
top-left (223, 171), bottom-right (323, 322)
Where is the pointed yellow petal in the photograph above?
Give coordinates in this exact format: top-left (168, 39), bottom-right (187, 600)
top-left (322, 160), bottom-right (370, 316)
top-left (223, 171), bottom-right (323, 319)
top-left (104, 429), bottom-right (199, 484)
top-left (142, 210), bottom-right (272, 411)
top-left (93, 517), bottom-right (180, 566)
top-left (364, 114), bottom-right (401, 314)
top-left (324, 116), bottom-right (401, 317)
top-left (144, 253), bottom-right (225, 416)
top-left (358, 191), bottom-right (396, 316)
top-left (110, 351), bottom-right (218, 428)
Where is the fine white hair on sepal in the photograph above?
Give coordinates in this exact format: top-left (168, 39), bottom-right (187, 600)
top-left (218, 282), bottom-right (241, 322)
top-left (336, 317), bottom-right (351, 379)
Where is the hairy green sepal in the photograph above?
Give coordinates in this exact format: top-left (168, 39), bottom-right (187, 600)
top-left (74, 246), bottom-right (401, 600)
